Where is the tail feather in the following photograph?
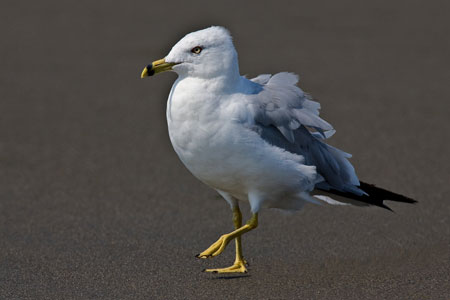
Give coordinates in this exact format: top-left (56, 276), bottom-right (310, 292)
top-left (314, 181), bottom-right (417, 211)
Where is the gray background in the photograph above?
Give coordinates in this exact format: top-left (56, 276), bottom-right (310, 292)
top-left (1, 0), bottom-right (449, 299)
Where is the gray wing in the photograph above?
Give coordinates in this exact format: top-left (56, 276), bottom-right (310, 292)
top-left (248, 72), bottom-right (364, 195)
top-left (248, 73), bottom-right (333, 143)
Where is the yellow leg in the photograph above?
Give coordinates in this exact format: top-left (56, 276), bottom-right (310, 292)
top-left (199, 208), bottom-right (258, 273)
top-left (233, 205), bottom-right (245, 265)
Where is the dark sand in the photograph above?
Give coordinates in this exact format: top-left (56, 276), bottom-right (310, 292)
top-left (1, 1), bottom-right (449, 299)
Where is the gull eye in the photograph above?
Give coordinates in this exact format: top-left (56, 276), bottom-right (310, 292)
top-left (191, 46), bottom-right (203, 54)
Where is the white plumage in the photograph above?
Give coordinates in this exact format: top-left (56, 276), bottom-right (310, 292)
top-left (141, 26), bottom-right (415, 273)
top-left (164, 26), bottom-right (362, 212)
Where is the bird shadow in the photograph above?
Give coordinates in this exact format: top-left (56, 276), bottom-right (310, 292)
top-left (209, 274), bottom-right (251, 280)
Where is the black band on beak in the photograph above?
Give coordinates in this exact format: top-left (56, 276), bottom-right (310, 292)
top-left (147, 64), bottom-right (155, 76)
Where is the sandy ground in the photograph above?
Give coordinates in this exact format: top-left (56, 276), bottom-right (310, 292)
top-left (1, 0), bottom-right (449, 299)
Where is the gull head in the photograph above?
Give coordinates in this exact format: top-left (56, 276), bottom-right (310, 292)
top-left (141, 26), bottom-right (239, 80)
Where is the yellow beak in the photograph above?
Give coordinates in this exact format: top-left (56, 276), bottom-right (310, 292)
top-left (141, 58), bottom-right (177, 78)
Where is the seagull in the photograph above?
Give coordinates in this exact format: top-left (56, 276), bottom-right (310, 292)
top-left (140, 26), bottom-right (415, 274)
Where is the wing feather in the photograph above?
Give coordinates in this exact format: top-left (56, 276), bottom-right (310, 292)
top-left (247, 72), bottom-right (415, 207)
top-left (249, 72), bottom-right (332, 142)
top-left (248, 72), bottom-right (361, 194)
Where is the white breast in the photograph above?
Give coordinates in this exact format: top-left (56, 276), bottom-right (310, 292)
top-left (167, 77), bottom-right (243, 190)
top-left (166, 77), bottom-right (318, 204)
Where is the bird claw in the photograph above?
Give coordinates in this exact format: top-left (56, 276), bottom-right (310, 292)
top-left (203, 260), bottom-right (248, 274)
top-left (196, 234), bottom-right (231, 259)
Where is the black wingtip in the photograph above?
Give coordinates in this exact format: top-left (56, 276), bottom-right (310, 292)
top-left (359, 181), bottom-right (417, 207)
top-left (381, 204), bottom-right (394, 212)
top-left (317, 181), bottom-right (417, 211)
